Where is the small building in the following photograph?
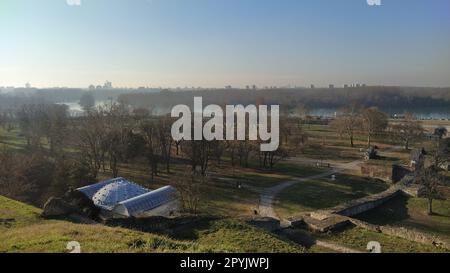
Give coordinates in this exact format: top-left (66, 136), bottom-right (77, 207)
top-left (77, 177), bottom-right (179, 219)
top-left (410, 148), bottom-right (426, 170)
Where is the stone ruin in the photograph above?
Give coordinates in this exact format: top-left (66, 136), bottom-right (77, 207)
top-left (42, 188), bottom-right (100, 220)
top-left (364, 146), bottom-right (379, 161)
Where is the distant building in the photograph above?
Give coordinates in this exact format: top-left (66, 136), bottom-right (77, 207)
top-left (343, 84), bottom-right (349, 88)
top-left (329, 84), bottom-right (334, 89)
top-left (77, 177), bottom-right (179, 219)
top-left (103, 81), bottom-right (113, 89)
top-left (310, 84), bottom-right (315, 89)
top-left (25, 82), bottom-right (31, 89)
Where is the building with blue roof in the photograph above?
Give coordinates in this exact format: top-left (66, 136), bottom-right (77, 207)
top-left (77, 178), bottom-right (179, 219)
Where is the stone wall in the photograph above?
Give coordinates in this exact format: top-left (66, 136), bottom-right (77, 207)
top-left (332, 175), bottom-right (414, 217)
top-left (334, 188), bottom-right (401, 217)
top-left (360, 163), bottom-right (393, 182)
top-left (360, 163), bottom-right (411, 183)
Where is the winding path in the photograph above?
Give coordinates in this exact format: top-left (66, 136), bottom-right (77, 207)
top-left (258, 161), bottom-right (358, 220)
top-left (258, 146), bottom-right (402, 221)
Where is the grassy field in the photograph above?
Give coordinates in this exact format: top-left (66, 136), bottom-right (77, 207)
top-left (275, 174), bottom-right (389, 218)
top-left (355, 194), bottom-right (450, 241)
top-left (0, 127), bottom-right (27, 150)
top-left (0, 195), bottom-right (304, 253)
top-left (316, 226), bottom-right (448, 253)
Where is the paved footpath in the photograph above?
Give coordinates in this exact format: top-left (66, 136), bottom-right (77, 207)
top-left (258, 146), bottom-right (401, 221)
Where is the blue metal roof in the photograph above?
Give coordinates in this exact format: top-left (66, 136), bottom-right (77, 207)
top-left (77, 177), bottom-right (125, 199)
top-left (92, 180), bottom-right (149, 209)
top-left (114, 186), bottom-right (177, 216)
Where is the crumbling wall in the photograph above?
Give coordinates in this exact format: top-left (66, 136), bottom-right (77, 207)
top-left (360, 163), bottom-right (411, 183)
top-left (360, 163), bottom-right (393, 182)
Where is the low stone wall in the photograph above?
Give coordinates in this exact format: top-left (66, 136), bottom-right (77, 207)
top-left (289, 176), bottom-right (425, 234)
top-left (331, 175), bottom-right (414, 217)
top-left (334, 188), bottom-right (401, 217)
top-left (360, 163), bottom-right (394, 182)
top-left (360, 163), bottom-right (411, 183)
top-left (349, 218), bottom-right (450, 251)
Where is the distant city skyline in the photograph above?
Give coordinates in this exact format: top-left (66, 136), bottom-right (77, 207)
top-left (1, 0), bottom-right (450, 88)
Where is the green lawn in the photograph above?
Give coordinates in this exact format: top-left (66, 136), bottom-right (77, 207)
top-left (0, 127), bottom-right (28, 150)
top-left (355, 194), bottom-right (450, 241)
top-left (316, 226), bottom-right (448, 253)
top-left (275, 174), bottom-right (389, 218)
top-left (272, 163), bottom-right (329, 178)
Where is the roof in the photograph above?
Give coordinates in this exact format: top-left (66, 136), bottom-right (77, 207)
top-left (92, 180), bottom-right (148, 209)
top-left (77, 177), bottom-right (131, 199)
top-left (113, 186), bottom-right (177, 217)
top-left (77, 178), bottom-right (177, 216)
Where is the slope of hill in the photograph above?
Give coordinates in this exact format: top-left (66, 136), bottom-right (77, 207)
top-left (0, 195), bottom-right (304, 253)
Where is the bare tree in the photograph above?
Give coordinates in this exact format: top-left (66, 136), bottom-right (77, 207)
top-left (16, 104), bottom-right (48, 149)
top-left (156, 117), bottom-right (173, 173)
top-left (415, 167), bottom-right (442, 215)
top-left (140, 120), bottom-right (160, 181)
top-left (43, 104), bottom-right (69, 154)
top-left (280, 118), bottom-right (292, 145)
top-left (183, 139), bottom-right (211, 176)
top-left (259, 144), bottom-right (289, 169)
top-left (293, 103), bottom-right (310, 130)
top-left (331, 104), bottom-right (361, 147)
top-left (0, 149), bottom-right (36, 201)
top-left (174, 169), bottom-right (204, 214)
top-left (362, 107), bottom-right (388, 147)
top-left (74, 109), bottom-right (107, 179)
top-left (415, 139), bottom-right (449, 215)
top-left (389, 113), bottom-right (424, 150)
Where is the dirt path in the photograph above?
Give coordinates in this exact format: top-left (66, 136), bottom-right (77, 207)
top-left (280, 228), bottom-right (363, 253)
top-left (258, 146), bottom-right (402, 220)
top-left (258, 160), bottom-right (359, 219)
top-left (257, 146), bottom-right (402, 252)
top-left (314, 240), bottom-right (363, 253)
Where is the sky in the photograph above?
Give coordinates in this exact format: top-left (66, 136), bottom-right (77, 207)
top-left (0, 0), bottom-right (449, 88)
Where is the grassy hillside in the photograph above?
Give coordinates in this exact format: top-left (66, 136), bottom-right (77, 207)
top-left (0, 195), bottom-right (304, 253)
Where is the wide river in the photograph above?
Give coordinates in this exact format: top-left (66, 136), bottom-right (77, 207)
top-left (61, 102), bottom-right (450, 120)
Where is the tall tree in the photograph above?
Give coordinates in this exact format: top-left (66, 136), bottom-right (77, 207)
top-left (415, 139), bottom-right (449, 215)
top-left (331, 105), bottom-right (361, 147)
top-left (416, 167), bottom-right (442, 215)
top-left (390, 113), bottom-right (424, 150)
top-left (362, 107), bottom-right (388, 147)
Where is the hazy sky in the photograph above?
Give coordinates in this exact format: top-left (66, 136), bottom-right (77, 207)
top-left (1, 0), bottom-right (449, 88)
